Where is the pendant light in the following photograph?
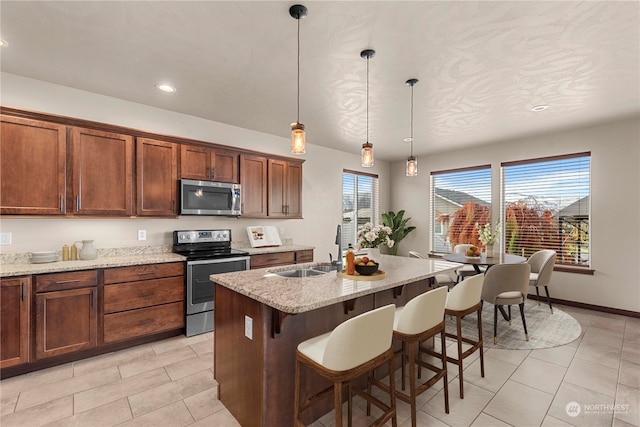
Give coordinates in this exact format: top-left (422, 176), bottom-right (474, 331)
top-left (361, 49), bottom-right (375, 167)
top-left (405, 78), bottom-right (418, 176)
top-left (289, 4), bottom-right (308, 155)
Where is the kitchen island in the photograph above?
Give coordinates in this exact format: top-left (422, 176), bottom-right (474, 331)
top-left (211, 255), bottom-right (459, 427)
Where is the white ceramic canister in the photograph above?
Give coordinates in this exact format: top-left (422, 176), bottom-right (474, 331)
top-left (75, 240), bottom-right (97, 260)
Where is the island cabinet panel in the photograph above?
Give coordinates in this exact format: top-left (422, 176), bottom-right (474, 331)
top-left (295, 250), bottom-right (314, 263)
top-left (136, 137), bottom-right (178, 217)
top-left (0, 115), bottom-right (67, 215)
top-left (70, 127), bottom-right (134, 216)
top-left (240, 154), bottom-right (268, 217)
top-left (249, 252), bottom-right (296, 269)
top-left (102, 262), bottom-right (185, 344)
top-left (0, 277), bottom-right (31, 368)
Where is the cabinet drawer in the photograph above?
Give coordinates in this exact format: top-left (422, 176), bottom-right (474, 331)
top-left (295, 250), bottom-right (314, 263)
top-left (250, 252), bottom-right (295, 269)
top-left (104, 262), bottom-right (184, 284)
top-left (103, 301), bottom-right (184, 343)
top-left (35, 270), bottom-right (97, 293)
top-left (104, 276), bottom-right (184, 314)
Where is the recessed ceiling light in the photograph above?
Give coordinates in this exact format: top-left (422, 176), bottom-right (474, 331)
top-left (531, 105), bottom-right (549, 112)
top-left (403, 137), bottom-right (413, 143)
top-left (0, 39), bottom-right (8, 47)
top-left (156, 83), bottom-right (176, 93)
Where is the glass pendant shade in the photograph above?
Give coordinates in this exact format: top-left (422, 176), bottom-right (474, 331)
top-left (291, 123), bottom-right (306, 154)
top-left (406, 156), bottom-right (418, 176)
top-left (362, 142), bottom-right (374, 167)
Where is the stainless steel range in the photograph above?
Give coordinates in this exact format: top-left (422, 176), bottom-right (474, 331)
top-left (173, 229), bottom-right (250, 336)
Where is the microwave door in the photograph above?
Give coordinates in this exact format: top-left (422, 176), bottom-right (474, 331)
top-left (183, 184), bottom-right (232, 215)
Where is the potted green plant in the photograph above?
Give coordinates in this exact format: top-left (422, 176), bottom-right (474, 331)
top-left (382, 210), bottom-right (416, 255)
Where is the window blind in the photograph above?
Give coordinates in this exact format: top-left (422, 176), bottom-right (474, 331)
top-left (431, 166), bottom-right (491, 253)
top-left (342, 169), bottom-right (379, 249)
top-left (501, 152), bottom-right (591, 267)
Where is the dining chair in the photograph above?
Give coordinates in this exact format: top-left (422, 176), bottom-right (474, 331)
top-left (480, 263), bottom-right (532, 344)
top-left (453, 244), bottom-right (485, 282)
top-left (527, 250), bottom-right (557, 313)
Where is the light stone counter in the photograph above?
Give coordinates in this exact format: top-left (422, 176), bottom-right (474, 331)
top-left (211, 255), bottom-right (460, 314)
top-left (233, 243), bottom-right (315, 255)
top-left (0, 246), bottom-right (185, 277)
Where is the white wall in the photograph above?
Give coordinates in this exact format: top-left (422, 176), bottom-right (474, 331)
top-left (390, 117), bottom-right (640, 312)
top-left (0, 73), bottom-right (391, 262)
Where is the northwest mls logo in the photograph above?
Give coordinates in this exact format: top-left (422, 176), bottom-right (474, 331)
top-left (566, 401), bottom-right (581, 417)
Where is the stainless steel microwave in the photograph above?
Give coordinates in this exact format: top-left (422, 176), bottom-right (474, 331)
top-left (180, 179), bottom-right (241, 216)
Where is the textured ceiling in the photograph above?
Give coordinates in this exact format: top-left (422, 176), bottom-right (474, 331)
top-left (1, 1), bottom-right (639, 161)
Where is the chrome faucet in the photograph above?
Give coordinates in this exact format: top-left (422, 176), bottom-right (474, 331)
top-left (329, 225), bottom-right (343, 271)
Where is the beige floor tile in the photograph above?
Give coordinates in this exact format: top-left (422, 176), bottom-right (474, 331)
top-left (530, 344), bottom-right (578, 368)
top-left (589, 313), bottom-right (626, 333)
top-left (399, 409), bottom-right (449, 427)
top-left (614, 418), bottom-right (640, 427)
top-left (127, 370), bottom-right (213, 417)
top-left (46, 398), bottom-right (132, 427)
top-left (624, 326), bottom-right (640, 344)
top-left (541, 414), bottom-right (575, 426)
top-left (511, 356), bottom-right (567, 394)
top-left (564, 358), bottom-right (619, 398)
top-left (73, 344), bottom-right (154, 377)
top-left (615, 383), bottom-right (640, 427)
top-left (0, 395), bottom-right (72, 427)
top-left (619, 359), bottom-right (640, 389)
top-left (470, 412), bottom-right (512, 427)
top-left (445, 341), bottom-right (482, 368)
top-left (548, 382), bottom-right (614, 426)
top-left (150, 333), bottom-right (209, 355)
top-left (0, 363), bottom-right (73, 398)
top-left (582, 326), bottom-right (624, 349)
top-left (622, 341), bottom-right (640, 363)
top-left (183, 387), bottom-right (224, 421)
top-left (484, 347), bottom-right (530, 366)
top-left (574, 339), bottom-right (622, 370)
top-left (484, 379), bottom-right (553, 426)
top-left (420, 381), bottom-right (495, 427)
top-left (118, 400), bottom-right (194, 427)
top-left (15, 366), bottom-right (121, 411)
top-left (189, 339), bottom-right (214, 356)
top-left (118, 345), bottom-right (197, 378)
top-left (1, 393), bottom-right (17, 416)
top-left (188, 406), bottom-right (241, 427)
top-left (164, 351), bottom-right (213, 381)
top-left (462, 354), bottom-right (518, 393)
top-left (74, 367), bottom-right (170, 413)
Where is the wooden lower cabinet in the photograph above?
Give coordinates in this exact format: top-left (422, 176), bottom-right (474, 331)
top-left (104, 302), bottom-right (184, 344)
top-left (250, 250), bottom-right (314, 269)
top-left (0, 277), bottom-right (31, 368)
top-left (35, 287), bottom-right (97, 360)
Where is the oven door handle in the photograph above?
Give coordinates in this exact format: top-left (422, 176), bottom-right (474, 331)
top-left (186, 256), bottom-right (250, 266)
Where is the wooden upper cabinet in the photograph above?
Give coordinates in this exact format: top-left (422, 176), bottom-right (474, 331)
top-left (268, 159), bottom-right (302, 218)
top-left (240, 154), bottom-right (268, 217)
top-left (180, 144), bottom-right (239, 183)
top-left (136, 138), bottom-right (178, 216)
top-left (0, 115), bottom-right (67, 215)
top-left (0, 277), bottom-right (31, 368)
top-left (70, 127), bottom-right (133, 216)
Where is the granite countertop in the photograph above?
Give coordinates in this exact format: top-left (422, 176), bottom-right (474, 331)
top-left (239, 244), bottom-right (315, 255)
top-left (211, 255), bottom-right (460, 314)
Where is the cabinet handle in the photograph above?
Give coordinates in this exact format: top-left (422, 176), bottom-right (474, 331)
top-left (59, 195), bottom-right (64, 212)
top-left (207, 167), bottom-right (211, 179)
top-left (172, 200), bottom-right (176, 212)
top-left (138, 272), bottom-right (155, 276)
top-left (212, 167), bottom-right (215, 179)
top-left (56, 279), bottom-right (81, 285)
top-left (90, 290), bottom-right (94, 308)
top-left (76, 195), bottom-right (80, 211)
top-left (21, 282), bottom-right (25, 301)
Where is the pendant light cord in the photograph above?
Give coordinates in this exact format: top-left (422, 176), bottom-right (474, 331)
top-left (296, 17), bottom-right (301, 124)
top-left (410, 83), bottom-right (414, 157)
top-left (366, 55), bottom-right (369, 143)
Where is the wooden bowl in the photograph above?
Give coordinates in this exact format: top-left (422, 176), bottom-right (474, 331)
top-left (355, 263), bottom-right (379, 276)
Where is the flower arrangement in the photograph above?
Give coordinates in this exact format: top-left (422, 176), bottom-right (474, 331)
top-left (476, 221), bottom-right (500, 245)
top-left (356, 223), bottom-right (394, 249)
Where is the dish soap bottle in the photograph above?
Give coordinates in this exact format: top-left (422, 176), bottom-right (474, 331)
top-left (346, 245), bottom-right (355, 275)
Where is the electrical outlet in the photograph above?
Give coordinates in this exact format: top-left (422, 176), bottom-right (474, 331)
top-left (0, 232), bottom-right (12, 245)
top-left (137, 229), bottom-right (147, 241)
top-left (244, 316), bottom-right (253, 340)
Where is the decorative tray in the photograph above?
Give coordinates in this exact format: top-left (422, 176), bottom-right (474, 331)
top-left (339, 270), bottom-right (387, 281)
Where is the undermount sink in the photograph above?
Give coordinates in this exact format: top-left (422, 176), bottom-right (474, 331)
top-left (309, 264), bottom-right (333, 273)
top-left (272, 268), bottom-right (327, 278)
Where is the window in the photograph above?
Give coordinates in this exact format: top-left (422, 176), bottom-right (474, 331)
top-left (342, 169), bottom-right (379, 249)
top-left (502, 152), bottom-right (591, 267)
top-left (431, 166), bottom-right (491, 253)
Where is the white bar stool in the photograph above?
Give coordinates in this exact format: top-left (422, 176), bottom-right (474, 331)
top-left (294, 304), bottom-right (397, 427)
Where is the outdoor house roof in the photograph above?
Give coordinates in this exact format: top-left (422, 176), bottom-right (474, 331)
top-left (434, 188), bottom-right (490, 208)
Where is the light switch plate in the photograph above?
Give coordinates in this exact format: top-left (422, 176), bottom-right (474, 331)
top-left (137, 230), bottom-right (147, 241)
top-left (0, 232), bottom-right (12, 245)
top-left (244, 316), bottom-right (253, 340)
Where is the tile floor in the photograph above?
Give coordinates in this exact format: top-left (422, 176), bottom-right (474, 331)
top-left (1, 304), bottom-right (638, 427)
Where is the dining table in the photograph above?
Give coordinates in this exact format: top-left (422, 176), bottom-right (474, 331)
top-left (442, 252), bottom-right (527, 273)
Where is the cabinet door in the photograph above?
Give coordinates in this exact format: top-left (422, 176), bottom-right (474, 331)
top-left (180, 144), bottom-right (212, 180)
top-left (212, 149), bottom-right (239, 183)
top-left (0, 277), bottom-right (30, 368)
top-left (285, 161), bottom-right (303, 218)
top-left (268, 159), bottom-right (287, 218)
top-left (1, 115), bottom-right (67, 215)
top-left (70, 127), bottom-right (133, 216)
top-left (36, 287), bottom-right (97, 359)
top-left (136, 138), bottom-right (178, 216)
top-left (240, 155), bottom-right (268, 217)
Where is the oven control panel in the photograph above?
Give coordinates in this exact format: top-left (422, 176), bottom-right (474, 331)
top-left (176, 229), bottom-right (231, 244)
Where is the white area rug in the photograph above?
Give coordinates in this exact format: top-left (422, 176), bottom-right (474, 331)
top-left (445, 299), bottom-right (582, 350)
